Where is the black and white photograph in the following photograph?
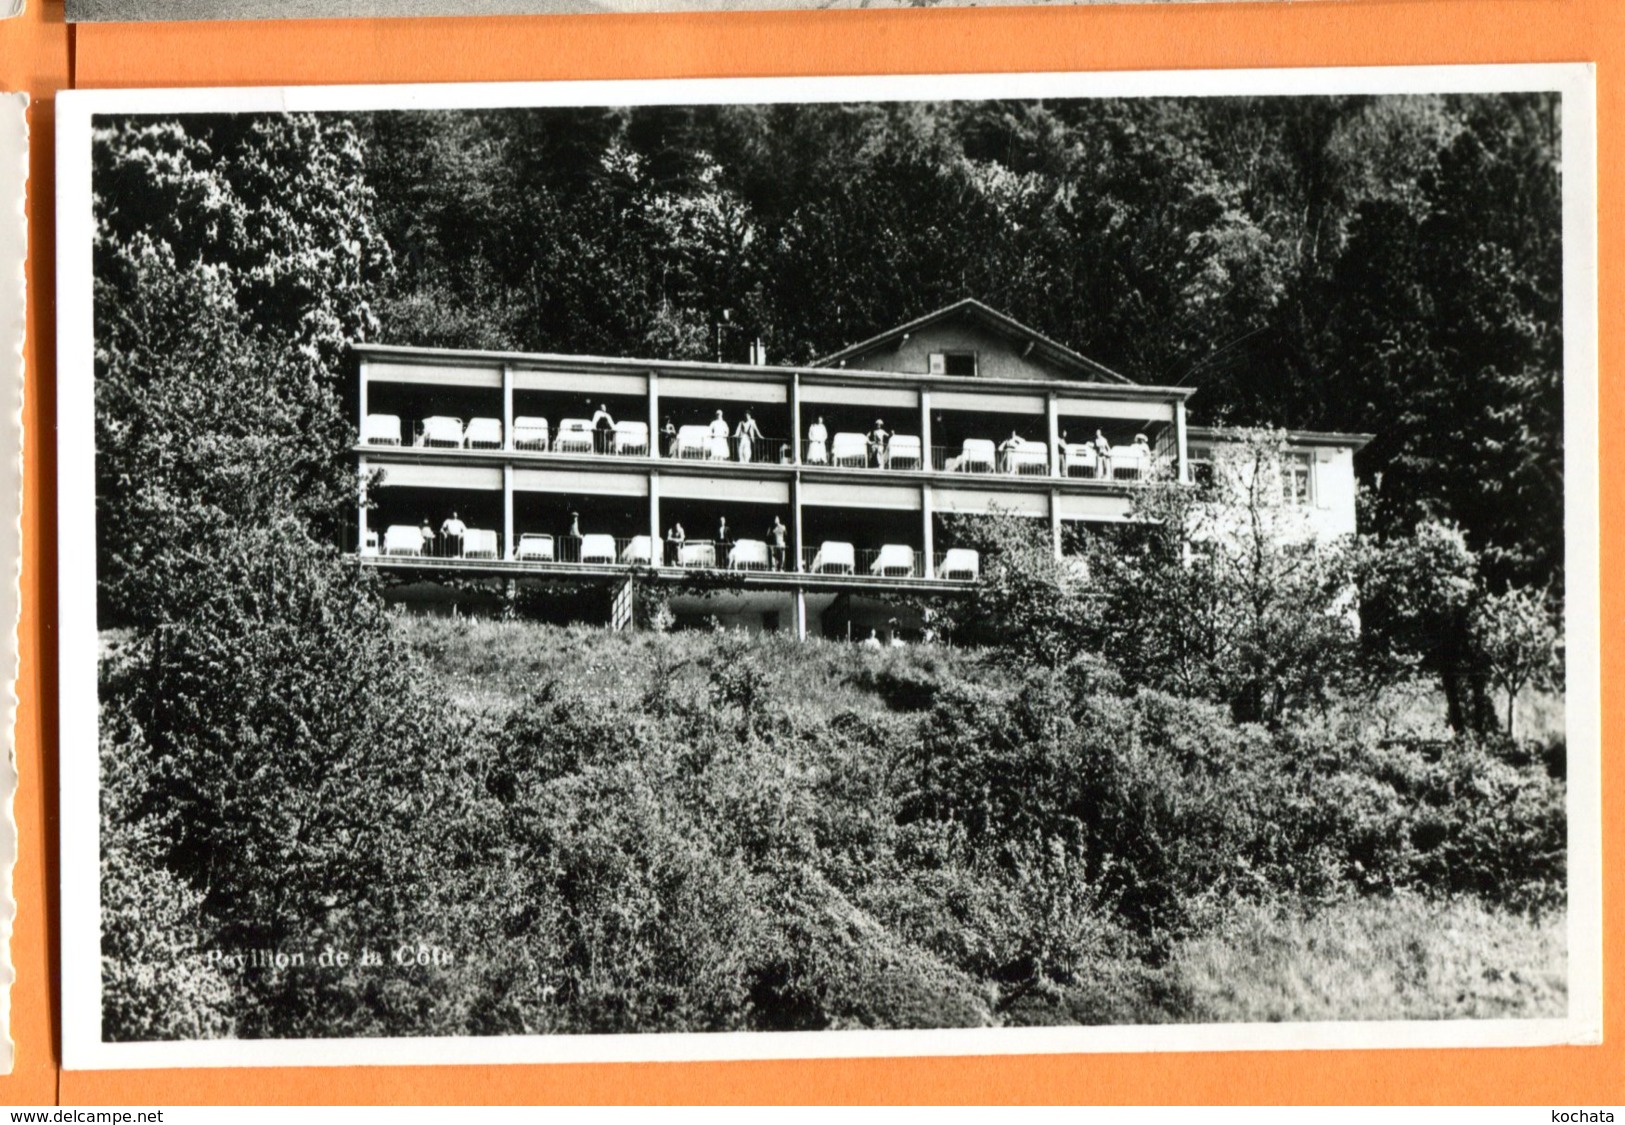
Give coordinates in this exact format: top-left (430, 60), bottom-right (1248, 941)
top-left (55, 68), bottom-right (1600, 1068)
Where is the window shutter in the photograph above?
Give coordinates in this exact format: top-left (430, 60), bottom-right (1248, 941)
top-left (928, 353), bottom-right (946, 375)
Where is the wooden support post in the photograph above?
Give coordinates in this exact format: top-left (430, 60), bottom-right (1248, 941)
top-left (502, 463), bottom-right (514, 559)
top-left (502, 363), bottom-right (514, 451)
top-left (1047, 391), bottom-right (1061, 479)
top-left (790, 372), bottom-right (802, 464)
top-left (919, 387), bottom-right (932, 470)
top-left (1175, 397), bottom-right (1190, 484)
top-left (921, 484), bottom-right (934, 578)
top-left (1050, 491), bottom-right (1063, 559)
top-left (358, 356), bottom-right (369, 424)
top-left (795, 588), bottom-right (807, 641)
top-left (791, 472), bottom-right (804, 572)
top-left (648, 371), bottom-right (661, 458)
top-left (649, 471), bottom-right (662, 560)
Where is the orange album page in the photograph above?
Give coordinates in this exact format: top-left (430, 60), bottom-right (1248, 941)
top-left (1, 0), bottom-right (1620, 1105)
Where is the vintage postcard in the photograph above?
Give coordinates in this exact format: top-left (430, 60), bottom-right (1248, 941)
top-left (56, 66), bottom-right (1600, 1069)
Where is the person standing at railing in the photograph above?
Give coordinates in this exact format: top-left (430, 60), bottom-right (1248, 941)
top-left (717, 516), bottom-right (730, 549)
top-left (1056, 429), bottom-right (1070, 476)
top-left (736, 411), bottom-right (763, 464)
top-left (666, 521), bottom-right (686, 566)
top-left (868, 419), bottom-right (890, 468)
top-left (999, 430), bottom-right (1027, 474)
top-left (661, 415), bottom-right (676, 458)
top-left (768, 515), bottom-right (788, 571)
top-left (419, 518), bottom-right (436, 556)
top-left (1093, 428), bottom-right (1111, 478)
top-left (709, 410), bottom-right (731, 461)
top-left (806, 416), bottom-right (829, 464)
top-left (591, 403), bottom-right (617, 455)
top-left (440, 511), bottom-right (467, 558)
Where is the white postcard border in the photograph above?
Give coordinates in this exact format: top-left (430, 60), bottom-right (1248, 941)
top-left (55, 63), bottom-right (1603, 1071)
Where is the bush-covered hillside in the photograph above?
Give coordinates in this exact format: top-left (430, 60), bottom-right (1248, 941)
top-left (101, 588), bottom-right (1565, 1039)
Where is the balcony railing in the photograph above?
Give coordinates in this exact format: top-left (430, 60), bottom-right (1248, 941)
top-left (364, 415), bottom-right (1170, 484)
top-left (355, 526), bottom-right (979, 583)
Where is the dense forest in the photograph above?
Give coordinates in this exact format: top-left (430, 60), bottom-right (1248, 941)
top-left (90, 94), bottom-right (1569, 1040)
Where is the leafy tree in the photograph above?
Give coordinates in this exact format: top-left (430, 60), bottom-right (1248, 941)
top-left (1356, 520), bottom-right (1496, 735)
top-left (1092, 428), bottom-right (1359, 725)
top-left (1470, 586), bottom-right (1561, 738)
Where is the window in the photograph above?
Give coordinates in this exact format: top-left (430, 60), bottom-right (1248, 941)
top-left (1281, 450), bottom-right (1313, 506)
top-left (929, 351), bottom-right (977, 377)
top-left (1189, 444), bottom-right (1215, 487)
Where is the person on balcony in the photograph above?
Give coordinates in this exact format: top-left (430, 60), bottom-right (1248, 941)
top-left (591, 403), bottom-right (617, 455)
top-left (666, 521), bottom-right (686, 566)
top-left (768, 515), bottom-right (788, 570)
top-left (717, 516), bottom-right (731, 547)
top-left (806, 416), bottom-right (829, 464)
top-left (661, 415), bottom-right (676, 458)
top-left (735, 411), bottom-right (764, 464)
top-left (440, 511), bottom-right (467, 558)
top-left (709, 410), bottom-right (731, 460)
top-left (999, 430), bottom-right (1028, 473)
top-left (419, 518), bottom-right (436, 555)
top-left (868, 419), bottom-right (890, 468)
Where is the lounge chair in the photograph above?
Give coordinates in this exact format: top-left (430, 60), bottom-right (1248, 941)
top-left (956, 439), bottom-right (996, 473)
top-left (679, 541), bottom-right (717, 568)
top-left (554, 419), bottom-right (595, 455)
top-left (885, 434), bottom-right (923, 470)
top-left (621, 535), bottom-right (654, 565)
top-left (464, 418), bottom-right (502, 449)
top-left (673, 425), bottom-right (711, 460)
top-left (831, 433), bottom-right (869, 468)
top-left (613, 421), bottom-right (650, 456)
top-left (728, 539), bottom-right (770, 571)
top-left (940, 548), bottom-right (980, 581)
top-left (810, 541), bottom-right (854, 575)
top-left (418, 416), bottom-right (464, 448)
top-left (461, 529), bottom-right (499, 559)
top-left (1111, 445), bottom-right (1149, 480)
top-left (1003, 445), bottom-right (1048, 475)
top-left (515, 533), bottom-right (554, 562)
top-left (580, 533), bottom-right (617, 565)
top-left (1065, 443), bottom-right (1099, 478)
top-left (382, 525), bottom-right (423, 557)
top-left (513, 416), bottom-right (550, 451)
top-left (871, 544), bottom-right (916, 577)
top-left (362, 413), bottom-right (401, 446)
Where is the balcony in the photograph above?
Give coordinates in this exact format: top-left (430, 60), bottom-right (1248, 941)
top-left (356, 524), bottom-right (979, 588)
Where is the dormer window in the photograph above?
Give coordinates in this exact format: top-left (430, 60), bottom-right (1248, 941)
top-left (929, 351), bottom-right (978, 377)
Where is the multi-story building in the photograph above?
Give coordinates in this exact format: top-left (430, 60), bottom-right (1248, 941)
top-left (351, 298), bottom-right (1366, 637)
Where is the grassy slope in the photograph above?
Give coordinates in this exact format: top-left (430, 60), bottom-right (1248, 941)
top-left (396, 613), bottom-right (1566, 1024)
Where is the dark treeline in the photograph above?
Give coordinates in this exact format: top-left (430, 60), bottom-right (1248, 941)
top-left (360, 95), bottom-right (1564, 591)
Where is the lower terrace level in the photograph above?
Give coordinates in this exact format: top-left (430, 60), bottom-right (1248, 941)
top-left (365, 563), bottom-right (971, 642)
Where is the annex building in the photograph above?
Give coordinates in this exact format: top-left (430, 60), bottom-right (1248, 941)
top-left (351, 299), bottom-right (1368, 638)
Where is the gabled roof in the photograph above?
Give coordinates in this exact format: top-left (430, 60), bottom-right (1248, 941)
top-left (812, 298), bottom-right (1135, 385)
